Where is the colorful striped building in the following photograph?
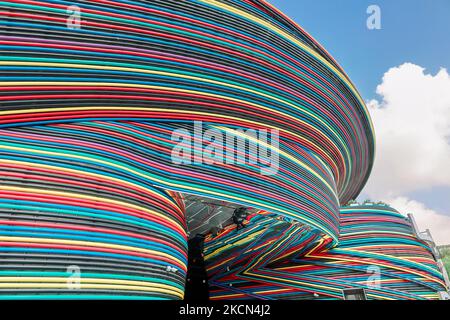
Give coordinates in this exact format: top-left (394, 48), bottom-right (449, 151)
top-left (204, 204), bottom-right (447, 300)
top-left (0, 0), bottom-right (447, 299)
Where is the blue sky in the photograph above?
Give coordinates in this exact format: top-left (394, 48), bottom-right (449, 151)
top-left (268, 0), bottom-right (450, 243)
top-left (269, 0), bottom-right (450, 99)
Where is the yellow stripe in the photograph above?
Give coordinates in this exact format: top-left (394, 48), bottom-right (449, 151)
top-left (0, 283), bottom-right (182, 297)
top-left (0, 277), bottom-right (183, 295)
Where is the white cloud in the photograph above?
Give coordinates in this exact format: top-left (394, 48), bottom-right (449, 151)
top-left (362, 63), bottom-right (450, 245)
top-left (365, 63), bottom-right (450, 198)
top-left (384, 196), bottom-right (450, 245)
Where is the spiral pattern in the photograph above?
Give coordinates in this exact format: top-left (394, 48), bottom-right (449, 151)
top-left (0, 0), bottom-right (446, 300)
top-left (204, 205), bottom-right (447, 300)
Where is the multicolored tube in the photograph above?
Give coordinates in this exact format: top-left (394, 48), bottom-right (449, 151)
top-left (0, 0), bottom-right (374, 244)
top-left (204, 205), bottom-right (447, 300)
top-left (1, 0), bottom-right (444, 300)
top-left (0, 124), bottom-right (188, 299)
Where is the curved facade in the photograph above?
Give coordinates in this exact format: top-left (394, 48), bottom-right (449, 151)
top-left (0, 0), bottom-right (445, 299)
top-left (205, 205), bottom-right (447, 300)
